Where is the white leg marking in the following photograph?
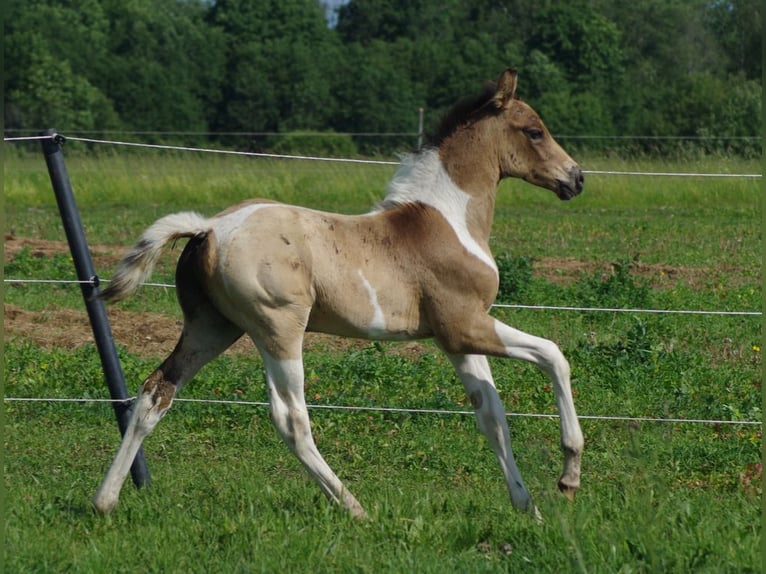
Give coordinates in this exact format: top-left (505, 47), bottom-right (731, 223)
top-left (358, 270), bottom-right (387, 337)
top-left (93, 380), bottom-right (175, 513)
top-left (493, 319), bottom-right (584, 495)
top-left (261, 351), bottom-right (367, 518)
top-left (447, 354), bottom-right (541, 519)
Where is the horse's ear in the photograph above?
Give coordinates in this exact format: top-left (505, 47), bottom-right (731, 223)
top-left (493, 68), bottom-right (518, 109)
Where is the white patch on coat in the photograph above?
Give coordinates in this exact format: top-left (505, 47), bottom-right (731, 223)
top-left (358, 270), bottom-right (388, 337)
top-left (212, 203), bottom-right (279, 294)
top-left (213, 203), bottom-right (277, 251)
top-left (378, 150), bottom-right (497, 273)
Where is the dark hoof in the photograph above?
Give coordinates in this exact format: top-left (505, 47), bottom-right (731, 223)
top-left (558, 482), bottom-right (578, 502)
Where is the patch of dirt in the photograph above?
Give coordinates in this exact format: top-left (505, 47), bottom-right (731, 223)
top-left (4, 303), bottom-right (185, 357)
top-left (531, 256), bottom-right (721, 289)
top-left (3, 303), bottom-right (431, 360)
top-left (4, 234), bottom-right (123, 270)
top-left (4, 236), bottom-right (101, 258)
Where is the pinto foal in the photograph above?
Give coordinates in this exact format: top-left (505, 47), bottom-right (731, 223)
top-left (93, 69), bottom-right (584, 520)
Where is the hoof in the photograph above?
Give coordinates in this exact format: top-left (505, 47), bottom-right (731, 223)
top-left (350, 507), bottom-right (369, 520)
top-left (92, 497), bottom-right (116, 515)
top-left (558, 482), bottom-right (577, 502)
top-left (343, 497), bottom-right (368, 520)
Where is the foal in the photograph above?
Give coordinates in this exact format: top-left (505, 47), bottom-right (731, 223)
top-left (93, 69), bottom-right (584, 520)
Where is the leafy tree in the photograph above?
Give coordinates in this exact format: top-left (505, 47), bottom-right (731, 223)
top-left (209, 0), bottom-right (340, 139)
top-left (97, 0), bottom-right (225, 136)
top-left (336, 0), bottom-right (457, 44)
top-left (331, 40), bottom-right (424, 153)
top-left (705, 0), bottom-right (762, 80)
top-left (334, 0), bottom-right (526, 144)
top-left (666, 72), bottom-right (762, 154)
top-left (528, 1), bottom-right (623, 88)
top-left (3, 0), bottom-right (760, 156)
top-left (589, 0), bottom-right (761, 148)
top-left (5, 34), bottom-right (119, 132)
top-left (4, 0), bottom-right (118, 131)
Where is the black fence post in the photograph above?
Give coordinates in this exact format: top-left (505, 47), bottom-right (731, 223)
top-left (39, 129), bottom-right (151, 489)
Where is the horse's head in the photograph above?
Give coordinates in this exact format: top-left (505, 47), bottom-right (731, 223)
top-left (489, 69), bottom-right (584, 200)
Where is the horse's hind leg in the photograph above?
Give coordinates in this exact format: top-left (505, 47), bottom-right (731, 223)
top-left (259, 345), bottom-right (367, 518)
top-left (93, 307), bottom-right (243, 514)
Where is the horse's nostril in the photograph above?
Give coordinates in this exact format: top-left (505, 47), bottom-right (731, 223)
top-left (574, 168), bottom-right (584, 191)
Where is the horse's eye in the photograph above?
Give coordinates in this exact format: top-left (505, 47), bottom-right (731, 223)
top-left (523, 128), bottom-right (544, 141)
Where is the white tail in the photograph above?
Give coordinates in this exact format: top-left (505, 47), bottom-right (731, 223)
top-left (100, 211), bottom-right (211, 302)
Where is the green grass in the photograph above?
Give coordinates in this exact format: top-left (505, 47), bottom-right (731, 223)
top-left (4, 343), bottom-right (761, 572)
top-left (3, 150), bottom-right (762, 572)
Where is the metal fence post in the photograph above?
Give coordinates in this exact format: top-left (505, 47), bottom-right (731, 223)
top-left (39, 129), bottom-right (151, 489)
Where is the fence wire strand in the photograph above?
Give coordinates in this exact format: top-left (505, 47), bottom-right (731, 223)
top-left (6, 130), bottom-right (762, 140)
top-left (3, 133), bottom-right (762, 177)
top-left (4, 396), bottom-right (761, 426)
top-left (3, 277), bottom-right (760, 316)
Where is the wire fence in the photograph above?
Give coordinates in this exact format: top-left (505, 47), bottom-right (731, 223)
top-left (4, 132), bottom-right (762, 428)
top-left (4, 133), bottom-right (763, 177)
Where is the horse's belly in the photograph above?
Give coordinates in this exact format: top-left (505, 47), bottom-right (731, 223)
top-left (306, 291), bottom-right (430, 341)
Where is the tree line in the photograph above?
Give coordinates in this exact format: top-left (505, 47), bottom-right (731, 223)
top-left (5, 0), bottom-right (762, 156)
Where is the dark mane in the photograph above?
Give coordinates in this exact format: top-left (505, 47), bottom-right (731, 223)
top-left (428, 81), bottom-right (498, 146)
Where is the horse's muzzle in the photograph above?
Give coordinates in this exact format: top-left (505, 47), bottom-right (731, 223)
top-left (556, 167), bottom-right (584, 201)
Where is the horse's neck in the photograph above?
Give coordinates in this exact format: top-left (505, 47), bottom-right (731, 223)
top-left (437, 136), bottom-right (500, 242)
top-left (381, 144), bottom-right (500, 245)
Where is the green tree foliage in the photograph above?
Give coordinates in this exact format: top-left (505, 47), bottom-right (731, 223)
top-left (3, 0), bottom-right (762, 156)
top-left (209, 0), bottom-right (340, 140)
top-left (331, 39), bottom-right (424, 154)
top-left (705, 0), bottom-right (762, 80)
top-left (4, 0), bottom-right (119, 131)
top-left (97, 0), bottom-right (226, 137)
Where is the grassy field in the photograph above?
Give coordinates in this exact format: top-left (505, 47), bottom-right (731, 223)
top-left (3, 149), bottom-right (763, 572)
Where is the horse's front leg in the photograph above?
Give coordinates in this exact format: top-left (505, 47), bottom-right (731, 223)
top-left (447, 354), bottom-right (540, 519)
top-left (489, 319), bottom-right (584, 500)
top-left (439, 315), bottom-right (584, 508)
